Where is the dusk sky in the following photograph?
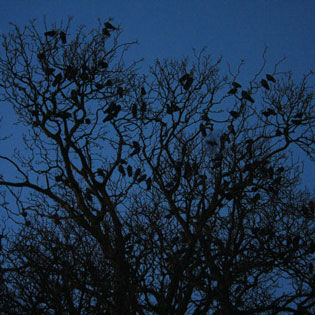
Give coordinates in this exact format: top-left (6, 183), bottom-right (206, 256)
top-left (0, 0), bottom-right (314, 188)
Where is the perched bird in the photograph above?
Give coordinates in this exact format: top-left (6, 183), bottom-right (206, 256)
top-left (232, 81), bottom-right (242, 88)
top-left (140, 101), bottom-right (147, 114)
top-left (118, 165), bottom-right (126, 177)
top-left (262, 108), bottom-right (276, 117)
top-left (60, 31), bottom-right (67, 44)
top-left (95, 83), bottom-right (105, 90)
top-left (71, 90), bottom-right (78, 102)
top-left (266, 74), bottom-right (276, 83)
top-left (229, 110), bottom-right (240, 119)
top-left (228, 87), bottom-right (238, 95)
top-left (241, 91), bottom-right (255, 103)
top-left (166, 102), bottom-right (180, 114)
top-left (261, 79), bottom-right (270, 90)
top-left (179, 73), bottom-right (194, 90)
top-left (291, 119), bottom-right (302, 126)
top-left (199, 123), bottom-right (207, 137)
top-left (105, 79), bottom-right (112, 86)
top-left (130, 141), bottom-right (141, 156)
top-left (132, 103), bottom-right (137, 118)
top-left (141, 87), bottom-right (146, 96)
top-left (127, 165), bottom-right (133, 177)
top-left (85, 118), bottom-right (91, 124)
top-left (44, 68), bottom-right (55, 76)
top-left (52, 73), bottom-right (62, 87)
top-left (105, 22), bottom-right (117, 30)
top-left (183, 77), bottom-right (194, 90)
top-left (98, 60), bottom-right (108, 69)
top-left (102, 28), bottom-right (111, 37)
top-left (44, 30), bottom-right (57, 37)
top-left (37, 52), bottom-right (45, 61)
top-left (146, 177), bottom-right (152, 190)
top-left (293, 112), bottom-right (303, 119)
top-left (117, 86), bottom-right (124, 98)
top-left (206, 140), bottom-right (218, 146)
top-left (134, 168), bottom-right (141, 179)
top-left (137, 174), bottom-right (147, 183)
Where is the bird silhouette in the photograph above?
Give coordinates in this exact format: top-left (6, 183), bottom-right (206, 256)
top-left (232, 81), bottom-right (242, 88)
top-left (137, 174), bottom-right (147, 183)
top-left (98, 60), bottom-right (108, 69)
top-left (132, 103), bottom-right (137, 118)
top-left (266, 74), bottom-right (276, 83)
top-left (45, 30), bottom-right (57, 37)
top-left (102, 28), bottom-right (111, 37)
top-left (130, 141), bottom-right (140, 156)
top-left (229, 110), bottom-right (240, 119)
top-left (105, 79), bottom-right (112, 86)
top-left (105, 22), bottom-right (117, 30)
top-left (291, 119), bottom-right (302, 125)
top-left (228, 87), bottom-right (238, 95)
top-left (293, 112), bottom-right (303, 119)
top-left (199, 123), bottom-right (207, 137)
top-left (127, 165), bottom-right (133, 177)
top-left (118, 165), bottom-right (126, 176)
top-left (60, 31), bottom-right (67, 44)
top-left (141, 87), bottom-right (146, 95)
top-left (146, 178), bottom-right (152, 190)
top-left (261, 79), bottom-right (270, 90)
top-left (241, 91), bottom-right (255, 103)
top-left (52, 73), bottom-right (62, 87)
top-left (44, 68), bottom-right (55, 76)
top-left (117, 86), bottom-right (124, 98)
top-left (134, 168), bottom-right (141, 179)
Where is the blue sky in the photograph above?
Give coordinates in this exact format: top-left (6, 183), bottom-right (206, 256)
top-left (0, 0), bottom-right (314, 188)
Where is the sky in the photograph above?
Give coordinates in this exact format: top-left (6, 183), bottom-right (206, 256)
top-left (0, 0), bottom-right (314, 188)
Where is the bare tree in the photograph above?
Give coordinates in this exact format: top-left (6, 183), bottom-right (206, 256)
top-left (0, 19), bottom-right (314, 314)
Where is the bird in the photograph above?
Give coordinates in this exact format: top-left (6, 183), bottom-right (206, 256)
top-left (44, 68), bottom-right (55, 76)
top-left (104, 22), bottom-right (117, 30)
top-left (293, 112), bottom-right (303, 119)
top-left (266, 74), bottom-right (276, 83)
top-left (44, 30), bottom-right (57, 37)
top-left (232, 81), bottom-right (242, 88)
top-left (183, 77), bottom-right (193, 90)
top-left (37, 52), bottom-right (45, 61)
top-left (228, 87), bottom-right (238, 95)
top-left (102, 28), bottom-right (111, 37)
top-left (132, 103), bottom-right (137, 118)
top-left (98, 60), bottom-right (108, 69)
top-left (199, 123), bottom-right (207, 137)
top-left (117, 87), bottom-right (124, 98)
top-left (137, 174), bottom-right (147, 183)
top-left (141, 87), bottom-right (146, 96)
top-left (229, 110), bottom-right (240, 119)
top-left (85, 118), bottom-right (91, 124)
top-left (166, 102), bottom-right (180, 114)
top-left (130, 141), bottom-right (141, 156)
top-left (262, 108), bottom-right (276, 117)
top-left (241, 91), bottom-right (255, 103)
top-left (60, 31), bottom-right (67, 44)
top-left (291, 119), bottom-right (302, 126)
top-left (146, 178), bottom-right (152, 190)
top-left (134, 168), bottom-right (141, 179)
top-left (179, 74), bottom-right (190, 84)
top-left (118, 165), bottom-right (126, 177)
top-left (105, 79), bottom-right (112, 86)
top-left (127, 165), bottom-right (133, 177)
top-left (140, 101), bottom-right (147, 114)
top-left (52, 73), bottom-right (62, 87)
top-left (261, 79), bottom-right (270, 90)
top-left (95, 83), bottom-right (105, 90)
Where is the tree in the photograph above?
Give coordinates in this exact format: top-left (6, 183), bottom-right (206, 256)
top-left (0, 19), bottom-right (314, 314)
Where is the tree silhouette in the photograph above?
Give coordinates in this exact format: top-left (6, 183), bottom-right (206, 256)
top-left (0, 19), bottom-right (314, 314)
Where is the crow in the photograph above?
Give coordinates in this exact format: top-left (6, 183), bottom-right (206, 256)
top-left (134, 168), bottom-right (141, 179)
top-left (199, 123), bottom-right (207, 137)
top-left (60, 31), bottom-right (67, 44)
top-left (291, 119), bottom-right (302, 125)
top-left (241, 91), bottom-right (255, 103)
top-left (261, 79), bottom-right (270, 90)
top-left (45, 30), bottom-right (57, 37)
top-left (266, 74), bottom-right (276, 83)
top-left (130, 141), bottom-right (140, 156)
top-left (117, 86), bottom-right (124, 98)
top-left (232, 81), bottom-right (242, 88)
top-left (98, 60), bottom-right (108, 69)
top-left (293, 112), bottom-right (303, 119)
top-left (44, 68), bottom-right (55, 76)
top-left (228, 87), bottom-right (238, 95)
top-left (183, 77), bottom-right (193, 90)
top-left (146, 177), bottom-right (152, 190)
top-left (52, 73), bottom-right (62, 87)
top-left (85, 118), bottom-right (91, 124)
top-left (141, 87), bottom-right (146, 96)
top-left (105, 79), bottom-right (112, 86)
top-left (137, 174), bottom-right (147, 183)
top-left (127, 165), bottom-right (133, 177)
top-left (102, 28), bottom-right (111, 37)
top-left (118, 165), bottom-right (126, 176)
top-left (132, 103), bottom-right (137, 118)
top-left (229, 110), bottom-right (240, 119)
top-left (105, 22), bottom-right (117, 30)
